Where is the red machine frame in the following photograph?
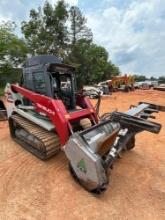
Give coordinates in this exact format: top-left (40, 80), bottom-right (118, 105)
top-left (11, 84), bottom-right (99, 145)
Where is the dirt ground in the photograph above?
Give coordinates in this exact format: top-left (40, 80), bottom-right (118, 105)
top-left (0, 90), bottom-right (165, 220)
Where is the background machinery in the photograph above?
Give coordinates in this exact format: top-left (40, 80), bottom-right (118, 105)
top-left (109, 74), bottom-right (135, 92)
top-left (6, 55), bottom-right (165, 193)
top-left (98, 75), bottom-right (135, 93)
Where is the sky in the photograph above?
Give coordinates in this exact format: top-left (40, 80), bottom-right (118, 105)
top-left (0, 0), bottom-right (165, 77)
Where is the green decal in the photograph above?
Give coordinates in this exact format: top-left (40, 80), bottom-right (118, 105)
top-left (77, 159), bottom-right (87, 173)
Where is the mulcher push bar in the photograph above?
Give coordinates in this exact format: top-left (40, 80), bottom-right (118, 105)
top-left (104, 102), bottom-right (165, 169)
top-left (110, 101), bottom-right (165, 134)
top-left (139, 102), bottom-right (165, 112)
top-left (110, 111), bottom-right (161, 134)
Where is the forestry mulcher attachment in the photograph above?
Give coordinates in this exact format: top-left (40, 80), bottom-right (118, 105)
top-left (6, 55), bottom-right (165, 194)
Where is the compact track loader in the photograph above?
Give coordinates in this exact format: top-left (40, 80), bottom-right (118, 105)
top-left (6, 55), bottom-right (165, 193)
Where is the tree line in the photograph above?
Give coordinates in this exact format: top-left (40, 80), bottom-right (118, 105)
top-left (0, 0), bottom-right (120, 88)
top-left (133, 75), bottom-right (165, 82)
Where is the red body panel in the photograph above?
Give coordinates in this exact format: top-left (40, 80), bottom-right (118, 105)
top-left (11, 85), bottom-right (98, 146)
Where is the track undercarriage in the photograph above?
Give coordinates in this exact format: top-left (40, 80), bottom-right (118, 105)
top-left (9, 114), bottom-right (60, 159)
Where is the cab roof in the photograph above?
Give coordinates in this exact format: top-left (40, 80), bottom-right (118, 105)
top-left (24, 55), bottom-right (61, 67)
top-left (24, 55), bottom-right (75, 72)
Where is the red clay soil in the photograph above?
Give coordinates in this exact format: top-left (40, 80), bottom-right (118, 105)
top-left (0, 90), bottom-right (164, 220)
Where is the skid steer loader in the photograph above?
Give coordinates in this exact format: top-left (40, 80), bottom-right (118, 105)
top-left (6, 55), bottom-right (165, 193)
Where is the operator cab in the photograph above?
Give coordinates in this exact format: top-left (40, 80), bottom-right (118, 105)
top-left (48, 63), bottom-right (76, 110)
top-left (21, 55), bottom-right (77, 110)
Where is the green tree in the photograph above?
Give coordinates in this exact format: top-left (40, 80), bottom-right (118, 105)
top-left (69, 6), bottom-right (92, 45)
top-left (21, 1), bottom-right (120, 87)
top-left (0, 21), bottom-right (28, 66)
top-left (0, 21), bottom-right (28, 87)
top-left (150, 76), bottom-right (157, 81)
top-left (158, 76), bottom-right (165, 83)
top-left (133, 75), bottom-right (147, 82)
top-left (102, 62), bottom-right (120, 81)
top-left (67, 40), bottom-right (120, 87)
top-left (21, 0), bottom-right (68, 57)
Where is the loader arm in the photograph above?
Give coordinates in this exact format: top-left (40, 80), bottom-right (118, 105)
top-left (11, 84), bottom-right (70, 144)
top-left (11, 84), bottom-right (98, 145)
